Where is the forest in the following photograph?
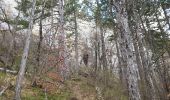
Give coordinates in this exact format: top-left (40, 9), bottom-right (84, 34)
top-left (0, 0), bottom-right (170, 100)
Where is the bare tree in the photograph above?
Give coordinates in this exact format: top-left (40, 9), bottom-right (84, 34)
top-left (73, 0), bottom-right (79, 73)
top-left (32, 0), bottom-right (46, 86)
top-left (58, 0), bottom-right (67, 79)
top-left (15, 0), bottom-right (36, 99)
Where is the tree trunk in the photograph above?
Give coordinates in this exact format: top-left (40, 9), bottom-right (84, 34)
top-left (162, 55), bottom-right (170, 100)
top-left (94, 17), bottom-right (99, 72)
top-left (73, 1), bottom-right (79, 73)
top-left (126, 1), bottom-right (155, 99)
top-left (15, 0), bottom-right (36, 99)
top-left (115, 39), bottom-right (128, 92)
top-left (32, 0), bottom-right (45, 86)
top-left (109, 2), bottom-right (128, 90)
top-left (94, 32), bottom-right (98, 72)
top-left (137, 31), bottom-right (157, 100)
top-left (100, 28), bottom-right (107, 70)
top-left (115, 0), bottom-right (141, 99)
top-left (58, 0), bottom-right (67, 80)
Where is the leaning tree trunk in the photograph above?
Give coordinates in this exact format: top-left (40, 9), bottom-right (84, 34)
top-left (15, 0), bottom-right (36, 100)
top-left (126, 1), bottom-right (154, 100)
top-left (109, 2), bottom-right (128, 90)
top-left (115, 0), bottom-right (141, 99)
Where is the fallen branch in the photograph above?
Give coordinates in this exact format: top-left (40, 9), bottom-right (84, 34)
top-left (0, 85), bottom-right (9, 96)
top-left (0, 67), bottom-right (17, 75)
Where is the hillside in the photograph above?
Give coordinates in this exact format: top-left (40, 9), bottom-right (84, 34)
top-left (0, 67), bottom-right (127, 100)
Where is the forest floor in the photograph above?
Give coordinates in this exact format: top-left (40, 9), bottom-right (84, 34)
top-left (67, 77), bottom-right (96, 100)
top-left (0, 71), bottom-right (97, 100)
top-left (0, 67), bottom-right (127, 100)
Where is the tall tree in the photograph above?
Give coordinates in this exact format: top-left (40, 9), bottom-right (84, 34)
top-left (114, 0), bottom-right (141, 99)
top-left (15, 0), bottom-right (36, 99)
top-left (32, 0), bottom-right (46, 86)
top-left (95, 0), bottom-right (107, 70)
top-left (58, 0), bottom-right (67, 79)
top-left (126, 1), bottom-right (157, 99)
top-left (73, 0), bottom-right (79, 74)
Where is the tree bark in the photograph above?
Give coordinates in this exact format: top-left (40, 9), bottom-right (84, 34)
top-left (94, 31), bottom-right (98, 72)
top-left (126, 1), bottom-right (154, 99)
top-left (100, 28), bottom-right (107, 70)
top-left (115, 0), bottom-right (141, 99)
